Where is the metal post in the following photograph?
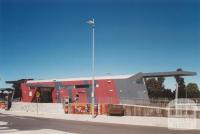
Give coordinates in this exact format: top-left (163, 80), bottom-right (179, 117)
top-left (186, 87), bottom-right (188, 99)
top-left (86, 18), bottom-right (95, 117)
top-left (11, 89), bottom-right (15, 103)
top-left (36, 97), bottom-right (38, 116)
top-left (185, 86), bottom-right (188, 114)
top-left (175, 83), bottom-right (179, 115)
top-left (91, 19), bottom-right (95, 117)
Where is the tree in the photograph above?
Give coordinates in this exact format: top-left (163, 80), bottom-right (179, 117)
top-left (145, 77), bottom-right (173, 99)
top-left (175, 68), bottom-right (186, 98)
top-left (157, 77), bottom-right (165, 91)
top-left (145, 78), bottom-right (159, 92)
top-left (186, 83), bottom-right (200, 98)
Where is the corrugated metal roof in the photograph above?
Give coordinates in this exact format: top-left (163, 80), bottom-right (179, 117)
top-left (26, 74), bottom-right (134, 84)
top-left (25, 70), bottom-right (197, 84)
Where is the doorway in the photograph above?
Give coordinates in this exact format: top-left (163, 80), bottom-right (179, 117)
top-left (38, 88), bottom-right (53, 103)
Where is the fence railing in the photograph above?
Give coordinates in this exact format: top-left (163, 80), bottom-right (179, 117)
top-left (11, 96), bottom-right (200, 108)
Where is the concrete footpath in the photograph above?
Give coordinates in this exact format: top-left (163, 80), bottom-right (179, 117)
top-left (0, 110), bottom-right (200, 130)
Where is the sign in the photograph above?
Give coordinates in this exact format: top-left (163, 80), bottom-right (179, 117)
top-left (29, 91), bottom-right (32, 97)
top-left (36, 91), bottom-right (40, 98)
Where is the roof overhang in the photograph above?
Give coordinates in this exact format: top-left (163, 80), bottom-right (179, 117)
top-left (6, 79), bottom-right (33, 84)
top-left (5, 70), bottom-right (197, 85)
top-left (26, 74), bottom-right (133, 84)
top-left (27, 84), bottom-right (55, 88)
top-left (0, 88), bottom-right (14, 91)
top-left (142, 71), bottom-right (197, 78)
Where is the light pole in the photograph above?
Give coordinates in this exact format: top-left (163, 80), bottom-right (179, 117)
top-left (87, 18), bottom-right (95, 117)
top-left (175, 83), bottom-right (179, 115)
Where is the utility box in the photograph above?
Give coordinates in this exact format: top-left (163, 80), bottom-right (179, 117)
top-left (108, 104), bottom-right (125, 116)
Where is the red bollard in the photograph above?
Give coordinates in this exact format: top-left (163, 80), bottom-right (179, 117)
top-left (94, 104), bottom-right (98, 116)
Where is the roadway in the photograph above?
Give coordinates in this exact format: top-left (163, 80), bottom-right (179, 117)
top-left (0, 113), bottom-right (199, 134)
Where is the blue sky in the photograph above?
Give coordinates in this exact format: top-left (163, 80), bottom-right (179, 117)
top-left (0, 0), bottom-right (199, 89)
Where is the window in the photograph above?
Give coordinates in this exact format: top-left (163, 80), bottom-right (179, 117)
top-left (30, 86), bottom-right (35, 90)
top-left (67, 85), bottom-right (73, 89)
top-left (75, 84), bottom-right (91, 89)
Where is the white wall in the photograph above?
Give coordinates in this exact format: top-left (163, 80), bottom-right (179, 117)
top-left (10, 102), bottom-right (64, 114)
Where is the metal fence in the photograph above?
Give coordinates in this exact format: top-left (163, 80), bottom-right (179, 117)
top-left (12, 96), bottom-right (200, 108)
top-left (60, 96), bottom-right (172, 107)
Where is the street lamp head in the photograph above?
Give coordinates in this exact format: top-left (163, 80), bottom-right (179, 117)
top-left (86, 19), bottom-right (95, 27)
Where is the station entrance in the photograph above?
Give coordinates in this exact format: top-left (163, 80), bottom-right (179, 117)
top-left (37, 88), bottom-right (53, 103)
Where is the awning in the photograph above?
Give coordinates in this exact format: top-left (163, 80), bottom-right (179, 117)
top-left (142, 71), bottom-right (197, 78)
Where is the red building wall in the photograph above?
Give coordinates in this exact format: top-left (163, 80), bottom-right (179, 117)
top-left (21, 79), bottom-right (120, 104)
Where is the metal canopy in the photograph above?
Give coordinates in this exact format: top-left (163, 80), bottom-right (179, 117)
top-left (0, 88), bottom-right (14, 91)
top-left (6, 79), bottom-right (33, 84)
top-left (27, 84), bottom-right (54, 88)
top-left (142, 71), bottom-right (197, 78)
